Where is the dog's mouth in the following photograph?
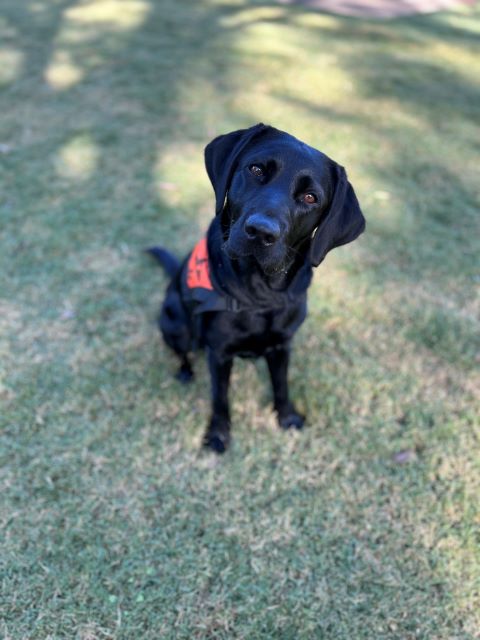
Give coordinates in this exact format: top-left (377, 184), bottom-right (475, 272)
top-left (223, 239), bottom-right (289, 275)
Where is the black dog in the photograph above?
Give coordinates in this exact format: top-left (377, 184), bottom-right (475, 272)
top-left (148, 123), bottom-right (365, 452)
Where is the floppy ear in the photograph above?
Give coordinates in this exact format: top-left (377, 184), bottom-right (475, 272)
top-left (310, 163), bottom-right (365, 267)
top-left (204, 123), bottom-right (270, 216)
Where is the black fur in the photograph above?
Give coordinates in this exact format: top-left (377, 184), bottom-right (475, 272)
top-left (145, 247), bottom-right (180, 279)
top-left (149, 124), bottom-right (365, 452)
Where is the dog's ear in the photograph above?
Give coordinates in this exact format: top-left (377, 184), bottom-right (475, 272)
top-left (310, 163), bottom-right (365, 267)
top-left (205, 123), bottom-right (270, 215)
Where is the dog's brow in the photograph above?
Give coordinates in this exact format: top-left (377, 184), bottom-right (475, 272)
top-left (243, 152), bottom-right (272, 165)
top-left (295, 173), bottom-right (318, 190)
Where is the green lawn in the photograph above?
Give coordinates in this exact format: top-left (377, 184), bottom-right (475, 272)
top-left (1, 1), bottom-right (479, 638)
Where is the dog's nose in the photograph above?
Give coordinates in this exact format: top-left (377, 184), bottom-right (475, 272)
top-left (244, 214), bottom-right (281, 246)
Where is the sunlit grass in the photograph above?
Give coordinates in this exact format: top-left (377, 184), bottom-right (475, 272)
top-left (0, 46), bottom-right (24, 86)
top-left (66, 0), bottom-right (150, 29)
top-left (55, 134), bottom-right (100, 179)
top-left (1, 0), bottom-right (479, 638)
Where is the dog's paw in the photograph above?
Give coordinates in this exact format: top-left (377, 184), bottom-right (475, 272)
top-left (176, 366), bottom-right (194, 384)
top-left (203, 429), bottom-right (230, 454)
top-left (278, 410), bottom-right (305, 431)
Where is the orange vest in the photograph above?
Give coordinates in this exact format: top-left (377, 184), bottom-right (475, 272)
top-left (186, 237), bottom-right (214, 291)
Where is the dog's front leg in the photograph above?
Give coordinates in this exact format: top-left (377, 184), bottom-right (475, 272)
top-left (265, 347), bottom-right (304, 430)
top-left (203, 348), bottom-right (233, 453)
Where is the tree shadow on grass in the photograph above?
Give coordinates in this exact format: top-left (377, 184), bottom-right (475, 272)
top-left (354, 54), bottom-right (480, 124)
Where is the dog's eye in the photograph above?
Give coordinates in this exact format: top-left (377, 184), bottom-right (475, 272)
top-left (302, 193), bottom-right (317, 204)
top-left (249, 164), bottom-right (265, 178)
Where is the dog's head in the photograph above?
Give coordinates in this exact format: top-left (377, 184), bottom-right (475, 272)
top-left (205, 123), bottom-right (365, 274)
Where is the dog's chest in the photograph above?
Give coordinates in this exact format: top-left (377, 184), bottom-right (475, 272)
top-left (208, 303), bottom-right (306, 358)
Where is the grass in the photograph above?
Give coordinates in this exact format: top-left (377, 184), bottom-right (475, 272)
top-left (1, 0), bottom-right (479, 638)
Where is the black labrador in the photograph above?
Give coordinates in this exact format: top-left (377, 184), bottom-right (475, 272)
top-left (148, 123), bottom-right (365, 452)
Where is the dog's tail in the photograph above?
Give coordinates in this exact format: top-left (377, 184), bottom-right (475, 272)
top-left (146, 246), bottom-right (180, 279)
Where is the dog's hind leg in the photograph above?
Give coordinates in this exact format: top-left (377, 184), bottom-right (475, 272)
top-left (159, 290), bottom-right (194, 383)
top-left (172, 349), bottom-right (193, 383)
